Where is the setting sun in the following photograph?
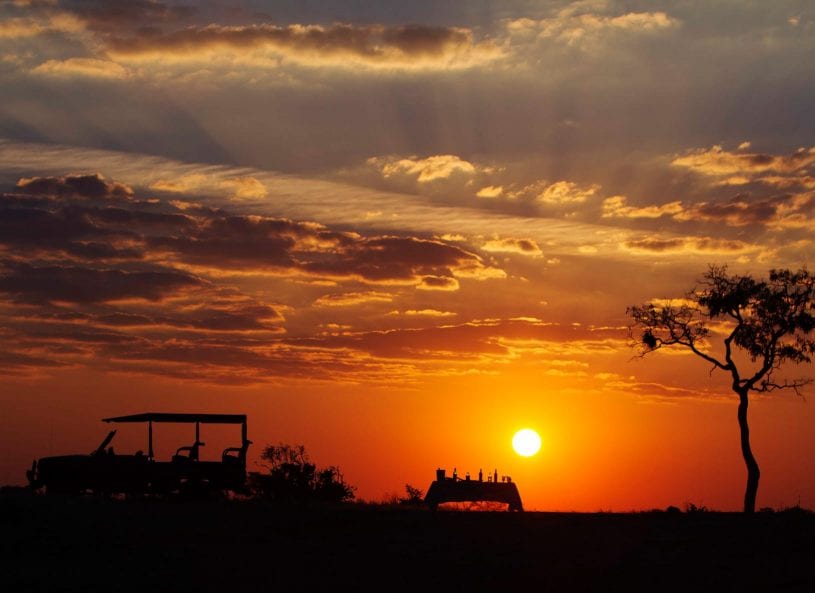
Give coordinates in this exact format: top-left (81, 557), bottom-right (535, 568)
top-left (512, 429), bottom-right (542, 457)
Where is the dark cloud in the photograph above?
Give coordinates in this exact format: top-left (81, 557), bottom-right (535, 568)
top-left (0, 206), bottom-right (132, 261)
top-left (23, 324), bottom-right (138, 344)
top-left (16, 174), bottom-right (133, 200)
top-left (302, 236), bottom-right (482, 283)
top-left (0, 349), bottom-right (66, 371)
top-left (147, 214), bottom-right (323, 269)
top-left (482, 237), bottom-right (542, 256)
top-left (673, 146), bottom-right (815, 177)
top-left (0, 261), bottom-right (204, 304)
top-left (417, 275), bottom-right (459, 291)
top-left (96, 304), bottom-right (283, 331)
top-left (57, 0), bottom-right (195, 32)
top-left (622, 236), bottom-right (752, 254)
top-left (679, 196), bottom-right (784, 227)
top-left (94, 312), bottom-right (154, 326)
top-left (0, 173), bottom-right (512, 382)
top-left (605, 189), bottom-right (815, 230)
top-left (0, 195), bottom-right (201, 261)
top-left (671, 193), bottom-right (815, 229)
top-left (83, 206), bottom-right (195, 230)
top-left (2, 174), bottom-right (497, 285)
top-left (167, 305), bottom-right (283, 331)
top-left (381, 24), bottom-right (473, 56)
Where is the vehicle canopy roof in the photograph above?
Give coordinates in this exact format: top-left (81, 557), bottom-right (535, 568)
top-left (103, 413), bottom-right (246, 425)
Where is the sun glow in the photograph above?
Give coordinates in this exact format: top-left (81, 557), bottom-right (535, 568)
top-left (512, 428), bottom-right (541, 457)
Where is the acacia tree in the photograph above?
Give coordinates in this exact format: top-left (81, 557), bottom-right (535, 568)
top-left (628, 266), bottom-right (815, 513)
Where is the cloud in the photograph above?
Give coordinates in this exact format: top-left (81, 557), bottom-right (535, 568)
top-left (0, 17), bottom-right (47, 38)
top-left (0, 349), bottom-right (67, 373)
top-left (0, 261), bottom-right (204, 304)
top-left (481, 237), bottom-right (542, 257)
top-left (0, 159), bottom-right (630, 388)
top-left (313, 291), bottom-right (394, 307)
top-left (149, 174), bottom-right (209, 194)
top-left (146, 214), bottom-right (344, 271)
top-left (672, 196), bottom-right (788, 227)
top-left (603, 192), bottom-right (815, 230)
top-left (621, 236), bottom-right (758, 255)
top-left (361, 155), bottom-right (607, 213)
top-left (32, 57), bottom-right (129, 78)
top-left (537, 180), bottom-right (599, 205)
top-left (106, 22), bottom-right (502, 71)
top-left (0, 13), bottom-right (84, 38)
top-left (388, 309), bottom-right (456, 318)
top-left (672, 145), bottom-right (815, 177)
top-left (57, 0), bottom-right (195, 32)
top-left (506, 10), bottom-right (680, 48)
top-left (357, 153), bottom-right (509, 203)
top-left (96, 302), bottom-right (284, 332)
top-left (0, 204), bottom-right (147, 261)
top-left (476, 185), bottom-right (503, 198)
top-left (2, 172), bottom-right (505, 289)
top-left (151, 174), bottom-right (267, 200)
top-left (16, 173), bottom-right (133, 199)
top-left (375, 154), bottom-right (477, 183)
top-left (299, 236), bottom-right (496, 286)
top-left (0, 141), bottom-right (632, 254)
top-left (219, 176), bottom-right (268, 200)
top-left (287, 318), bottom-right (627, 362)
top-left (602, 195), bottom-right (685, 219)
top-left (417, 275), bottom-right (459, 291)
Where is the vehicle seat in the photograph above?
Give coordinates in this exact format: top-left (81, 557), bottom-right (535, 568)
top-left (173, 441), bottom-right (204, 462)
top-left (222, 440), bottom-right (252, 464)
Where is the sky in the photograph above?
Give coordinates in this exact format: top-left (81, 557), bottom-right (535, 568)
top-left (1, 0), bottom-right (815, 511)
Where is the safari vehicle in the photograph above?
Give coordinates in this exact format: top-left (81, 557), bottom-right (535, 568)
top-left (27, 413), bottom-right (251, 495)
top-left (424, 468), bottom-right (523, 511)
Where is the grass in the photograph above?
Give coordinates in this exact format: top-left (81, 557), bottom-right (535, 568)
top-left (2, 492), bottom-right (814, 592)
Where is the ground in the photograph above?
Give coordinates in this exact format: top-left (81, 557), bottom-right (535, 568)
top-left (2, 494), bottom-right (813, 592)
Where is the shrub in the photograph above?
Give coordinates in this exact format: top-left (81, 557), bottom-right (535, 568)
top-left (250, 443), bottom-right (355, 503)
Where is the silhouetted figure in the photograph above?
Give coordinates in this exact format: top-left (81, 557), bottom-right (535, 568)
top-left (493, 469), bottom-right (497, 483)
top-left (453, 467), bottom-right (458, 481)
top-left (478, 469), bottom-right (483, 482)
top-left (465, 472), bottom-right (470, 481)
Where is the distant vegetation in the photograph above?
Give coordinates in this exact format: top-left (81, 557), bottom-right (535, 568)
top-left (250, 443), bottom-right (355, 503)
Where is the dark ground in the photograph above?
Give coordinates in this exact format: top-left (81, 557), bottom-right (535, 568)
top-left (2, 494), bottom-right (814, 592)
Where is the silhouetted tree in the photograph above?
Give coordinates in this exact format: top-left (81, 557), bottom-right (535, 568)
top-left (399, 483), bottom-right (424, 505)
top-left (628, 266), bottom-right (815, 513)
top-left (252, 443), bottom-right (355, 503)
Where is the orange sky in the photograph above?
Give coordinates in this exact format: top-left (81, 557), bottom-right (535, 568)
top-left (1, 0), bottom-right (815, 510)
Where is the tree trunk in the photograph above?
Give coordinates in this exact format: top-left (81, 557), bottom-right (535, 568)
top-left (737, 390), bottom-right (760, 513)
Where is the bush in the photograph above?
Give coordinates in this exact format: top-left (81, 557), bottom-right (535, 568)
top-left (684, 502), bottom-right (709, 514)
top-left (399, 484), bottom-right (424, 505)
top-left (250, 443), bottom-right (355, 503)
